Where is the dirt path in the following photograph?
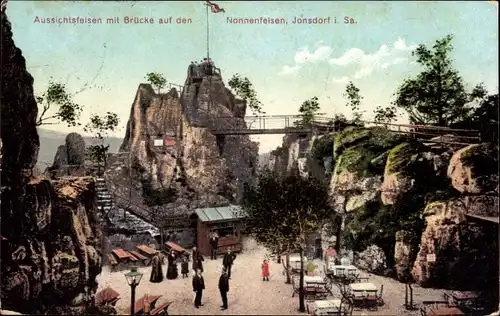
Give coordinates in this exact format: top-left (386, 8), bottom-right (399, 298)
top-left (96, 239), bottom-right (445, 315)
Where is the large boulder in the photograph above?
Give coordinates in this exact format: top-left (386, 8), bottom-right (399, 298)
top-left (46, 133), bottom-right (87, 177)
top-left (447, 143), bottom-right (498, 194)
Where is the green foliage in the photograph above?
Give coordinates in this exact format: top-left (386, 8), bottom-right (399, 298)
top-left (242, 169), bottom-right (332, 251)
top-left (393, 34), bottom-right (487, 126)
top-left (84, 112), bottom-right (119, 166)
top-left (310, 134), bottom-right (334, 162)
top-left (373, 105), bottom-right (399, 124)
top-left (453, 94), bottom-right (499, 143)
top-left (35, 79), bottom-right (83, 127)
top-left (297, 97), bottom-right (320, 125)
top-left (145, 72), bottom-right (167, 93)
top-left (228, 73), bottom-right (265, 115)
top-left (343, 193), bottom-right (426, 268)
top-left (306, 262), bottom-right (316, 273)
top-left (343, 81), bottom-right (364, 123)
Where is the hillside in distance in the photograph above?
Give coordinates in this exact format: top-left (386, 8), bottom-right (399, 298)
top-left (37, 128), bottom-right (123, 169)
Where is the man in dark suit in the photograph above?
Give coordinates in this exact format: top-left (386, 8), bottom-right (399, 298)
top-left (218, 268), bottom-right (230, 310)
top-left (222, 247), bottom-right (236, 279)
top-left (209, 232), bottom-right (219, 260)
top-left (192, 269), bottom-right (205, 308)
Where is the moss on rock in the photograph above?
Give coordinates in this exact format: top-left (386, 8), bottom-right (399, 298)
top-left (386, 141), bottom-right (425, 174)
top-left (333, 127), bottom-right (406, 178)
top-left (460, 143), bottom-right (498, 178)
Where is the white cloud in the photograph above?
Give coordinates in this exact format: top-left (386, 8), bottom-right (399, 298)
top-left (329, 38), bottom-right (417, 79)
top-left (294, 45), bottom-right (333, 64)
top-left (279, 65), bottom-right (300, 75)
top-left (278, 45), bottom-right (333, 75)
top-left (279, 38), bottom-right (417, 78)
top-left (332, 76), bottom-right (349, 84)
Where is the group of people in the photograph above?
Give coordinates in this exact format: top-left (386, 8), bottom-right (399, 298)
top-left (147, 239), bottom-right (238, 311)
top-left (192, 246), bottom-right (237, 310)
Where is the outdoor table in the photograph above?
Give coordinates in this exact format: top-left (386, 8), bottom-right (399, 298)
top-left (309, 299), bottom-right (341, 315)
top-left (304, 275), bottom-right (325, 284)
top-left (349, 282), bottom-right (377, 297)
top-left (427, 306), bottom-right (464, 315)
top-left (450, 291), bottom-right (480, 302)
top-left (289, 255), bottom-right (307, 272)
top-left (332, 265), bottom-right (358, 276)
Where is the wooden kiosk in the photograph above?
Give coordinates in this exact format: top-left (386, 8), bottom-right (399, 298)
top-left (194, 205), bottom-right (246, 257)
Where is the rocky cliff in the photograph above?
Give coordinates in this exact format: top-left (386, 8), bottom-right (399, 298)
top-left (106, 63), bottom-right (258, 221)
top-left (268, 124), bottom-right (498, 292)
top-left (1, 7), bottom-right (104, 314)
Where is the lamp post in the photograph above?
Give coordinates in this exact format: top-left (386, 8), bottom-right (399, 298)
top-left (125, 265), bottom-right (143, 316)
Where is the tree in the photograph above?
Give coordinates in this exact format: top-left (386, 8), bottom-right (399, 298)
top-left (35, 79), bottom-right (83, 126)
top-left (343, 81), bottom-right (364, 123)
top-left (393, 34), bottom-right (486, 126)
top-left (297, 97), bottom-right (320, 126)
top-left (145, 72), bottom-right (167, 93)
top-left (228, 73), bottom-right (265, 115)
top-left (84, 112), bottom-right (120, 175)
top-left (373, 105), bottom-right (398, 124)
top-left (453, 93), bottom-right (499, 143)
top-left (242, 169), bottom-right (332, 312)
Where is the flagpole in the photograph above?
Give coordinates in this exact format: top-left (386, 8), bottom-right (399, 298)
top-left (206, 3), bottom-right (210, 59)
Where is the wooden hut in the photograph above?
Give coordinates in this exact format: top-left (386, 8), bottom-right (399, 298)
top-left (194, 205), bottom-right (246, 257)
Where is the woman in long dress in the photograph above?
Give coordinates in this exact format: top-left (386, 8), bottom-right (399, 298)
top-left (149, 251), bottom-right (164, 283)
top-left (166, 250), bottom-right (178, 279)
top-left (192, 247), bottom-right (204, 273)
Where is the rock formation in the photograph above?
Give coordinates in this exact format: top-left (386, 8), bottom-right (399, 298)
top-left (1, 7), bottom-right (104, 314)
top-left (105, 62), bottom-right (258, 222)
top-left (268, 123), bottom-right (498, 291)
top-left (45, 133), bottom-right (87, 178)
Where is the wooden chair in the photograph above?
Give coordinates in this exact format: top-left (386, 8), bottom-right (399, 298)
top-left (150, 301), bottom-right (173, 315)
top-left (364, 291), bottom-right (378, 310)
top-left (340, 297), bottom-right (354, 316)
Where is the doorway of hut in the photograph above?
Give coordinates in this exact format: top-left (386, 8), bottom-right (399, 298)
top-left (190, 212), bottom-right (199, 248)
top-left (314, 238), bottom-right (323, 260)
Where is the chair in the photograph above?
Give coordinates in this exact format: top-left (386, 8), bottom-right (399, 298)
top-left (340, 297), bottom-right (354, 316)
top-left (377, 285), bottom-right (384, 306)
top-left (150, 301), bottom-right (173, 315)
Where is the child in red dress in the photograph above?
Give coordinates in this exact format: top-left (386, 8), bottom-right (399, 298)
top-left (261, 259), bottom-right (270, 281)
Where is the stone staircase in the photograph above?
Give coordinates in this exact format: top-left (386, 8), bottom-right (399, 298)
top-left (95, 177), bottom-right (114, 216)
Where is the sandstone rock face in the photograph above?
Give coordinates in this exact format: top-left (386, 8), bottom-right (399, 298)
top-left (46, 133), bottom-right (86, 178)
top-left (1, 178), bottom-right (103, 314)
top-left (1, 8), bottom-right (104, 314)
top-left (394, 230), bottom-right (417, 282)
top-left (109, 67), bottom-right (258, 221)
top-left (412, 196), bottom-right (498, 288)
top-left (1, 7), bottom-right (39, 186)
top-left (447, 144), bottom-right (499, 194)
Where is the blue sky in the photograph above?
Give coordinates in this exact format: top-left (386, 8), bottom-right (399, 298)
top-left (7, 1), bottom-right (499, 153)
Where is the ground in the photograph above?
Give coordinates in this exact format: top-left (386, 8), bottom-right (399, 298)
top-left (96, 238), bottom-right (447, 315)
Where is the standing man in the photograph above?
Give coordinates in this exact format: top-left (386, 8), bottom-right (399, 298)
top-left (218, 268), bottom-right (230, 310)
top-left (210, 231), bottom-right (219, 260)
top-left (192, 246), bottom-right (204, 273)
top-left (222, 247), bottom-right (236, 279)
top-left (192, 269), bottom-right (205, 308)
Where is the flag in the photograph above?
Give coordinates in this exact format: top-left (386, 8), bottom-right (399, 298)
top-left (205, 0), bottom-right (225, 13)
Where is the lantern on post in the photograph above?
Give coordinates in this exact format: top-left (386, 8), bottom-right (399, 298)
top-left (124, 266), bottom-right (143, 315)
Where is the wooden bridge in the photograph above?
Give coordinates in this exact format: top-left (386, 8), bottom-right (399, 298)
top-left (210, 114), bottom-right (481, 145)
